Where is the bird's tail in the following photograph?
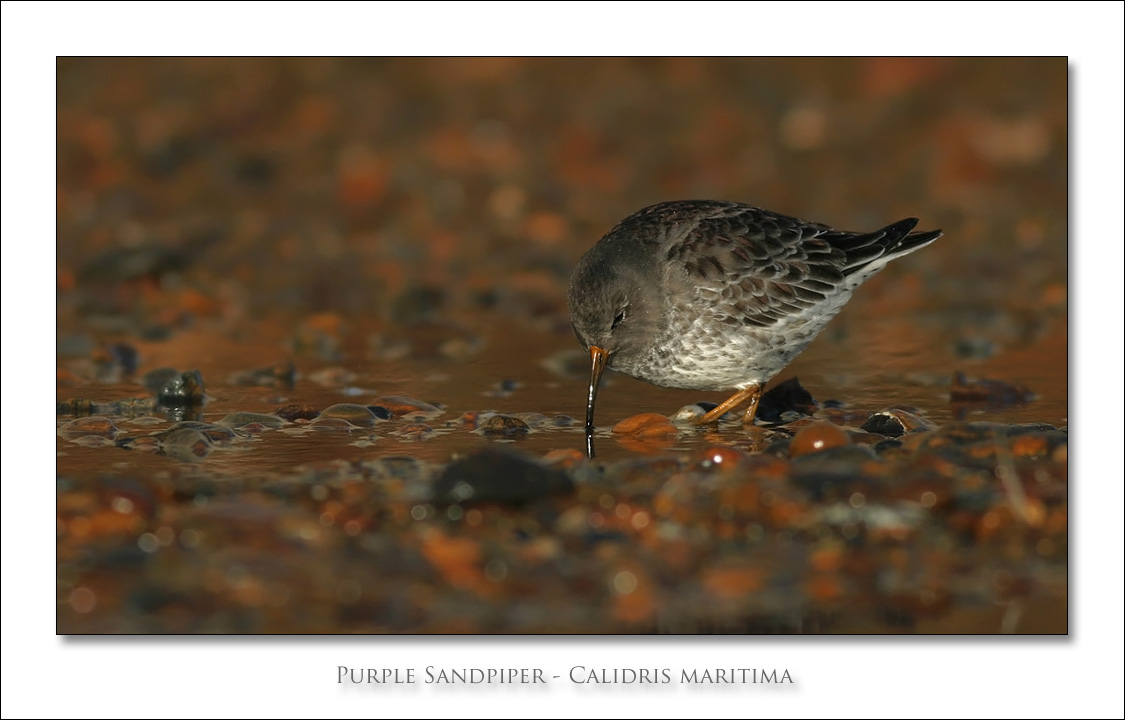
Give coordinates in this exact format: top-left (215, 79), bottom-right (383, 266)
top-left (824, 218), bottom-right (942, 276)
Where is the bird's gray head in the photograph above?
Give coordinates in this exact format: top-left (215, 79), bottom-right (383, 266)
top-left (567, 248), bottom-right (660, 366)
top-left (568, 241), bottom-right (664, 436)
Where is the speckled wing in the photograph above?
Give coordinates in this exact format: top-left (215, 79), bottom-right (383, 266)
top-left (662, 204), bottom-right (930, 330)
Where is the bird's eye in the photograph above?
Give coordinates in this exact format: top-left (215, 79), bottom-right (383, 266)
top-left (611, 307), bottom-right (627, 330)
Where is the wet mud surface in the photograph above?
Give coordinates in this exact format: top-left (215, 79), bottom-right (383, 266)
top-left (56, 58), bottom-right (1067, 633)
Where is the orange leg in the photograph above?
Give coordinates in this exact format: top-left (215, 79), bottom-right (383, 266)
top-left (694, 383), bottom-right (762, 426)
top-left (741, 385), bottom-right (764, 426)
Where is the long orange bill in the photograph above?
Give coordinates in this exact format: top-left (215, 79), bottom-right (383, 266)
top-left (585, 345), bottom-right (608, 432)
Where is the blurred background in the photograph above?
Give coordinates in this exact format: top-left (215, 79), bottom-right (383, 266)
top-left (55, 58), bottom-right (1068, 633)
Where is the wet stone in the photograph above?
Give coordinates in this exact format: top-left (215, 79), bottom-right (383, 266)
top-left (693, 445), bottom-right (752, 471)
top-left (163, 421), bottom-right (236, 443)
top-left (452, 411), bottom-right (481, 429)
top-left (57, 417), bottom-right (122, 440)
top-left (274, 404), bottom-right (320, 422)
top-left (366, 405), bottom-right (394, 421)
top-left (160, 428), bottom-right (213, 460)
top-left (790, 422), bottom-right (851, 457)
top-left (394, 423), bottom-right (435, 440)
top-left (431, 448), bottom-right (574, 505)
top-left (861, 408), bottom-right (936, 438)
top-left (116, 435), bottom-right (161, 453)
top-left (756, 377), bottom-right (818, 424)
top-left (613, 413), bottom-right (679, 438)
top-left (479, 414), bottom-right (530, 437)
top-left (514, 412), bottom-right (550, 428)
top-left (370, 396), bottom-right (443, 420)
top-left (156, 370), bottom-right (206, 406)
top-left (308, 417), bottom-right (363, 432)
top-left (320, 403), bottom-right (381, 428)
top-left (217, 412), bottom-right (285, 430)
top-left (846, 431), bottom-right (888, 446)
top-left (670, 403), bottom-right (712, 424)
top-left (70, 435), bottom-right (117, 448)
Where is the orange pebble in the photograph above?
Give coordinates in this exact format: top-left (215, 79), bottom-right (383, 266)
top-left (694, 445), bottom-right (749, 469)
top-left (789, 421), bottom-right (850, 457)
top-left (612, 413), bottom-right (678, 437)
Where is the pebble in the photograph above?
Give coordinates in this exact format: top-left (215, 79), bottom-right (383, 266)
top-left (156, 370), bottom-right (206, 406)
top-left (319, 403), bottom-right (381, 428)
top-left (478, 414), bottom-right (530, 437)
top-left (612, 413), bottom-right (678, 438)
top-left (217, 412), bottom-right (285, 430)
top-left (755, 377), bottom-right (818, 424)
top-left (57, 417), bottom-right (122, 440)
top-left (431, 448), bottom-right (573, 505)
top-left (370, 396), bottom-right (443, 420)
top-left (860, 408), bottom-right (936, 438)
top-left (308, 417), bottom-right (363, 432)
top-left (274, 404), bottom-right (321, 422)
top-left (394, 423), bottom-right (435, 440)
top-left (160, 428), bottom-right (213, 460)
top-left (790, 422), bottom-right (851, 457)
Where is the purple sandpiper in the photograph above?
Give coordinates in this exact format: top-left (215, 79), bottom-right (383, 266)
top-left (568, 200), bottom-right (941, 431)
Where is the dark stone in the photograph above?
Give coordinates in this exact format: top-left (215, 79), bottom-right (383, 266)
top-left (156, 370), bottom-right (206, 406)
top-left (756, 377), bottom-right (818, 423)
top-left (366, 405), bottom-right (394, 421)
top-left (873, 438), bottom-right (904, 455)
top-left (861, 413), bottom-right (907, 438)
top-left (479, 414), bottom-right (530, 437)
top-left (431, 448), bottom-right (574, 505)
top-left (275, 404), bottom-right (321, 422)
